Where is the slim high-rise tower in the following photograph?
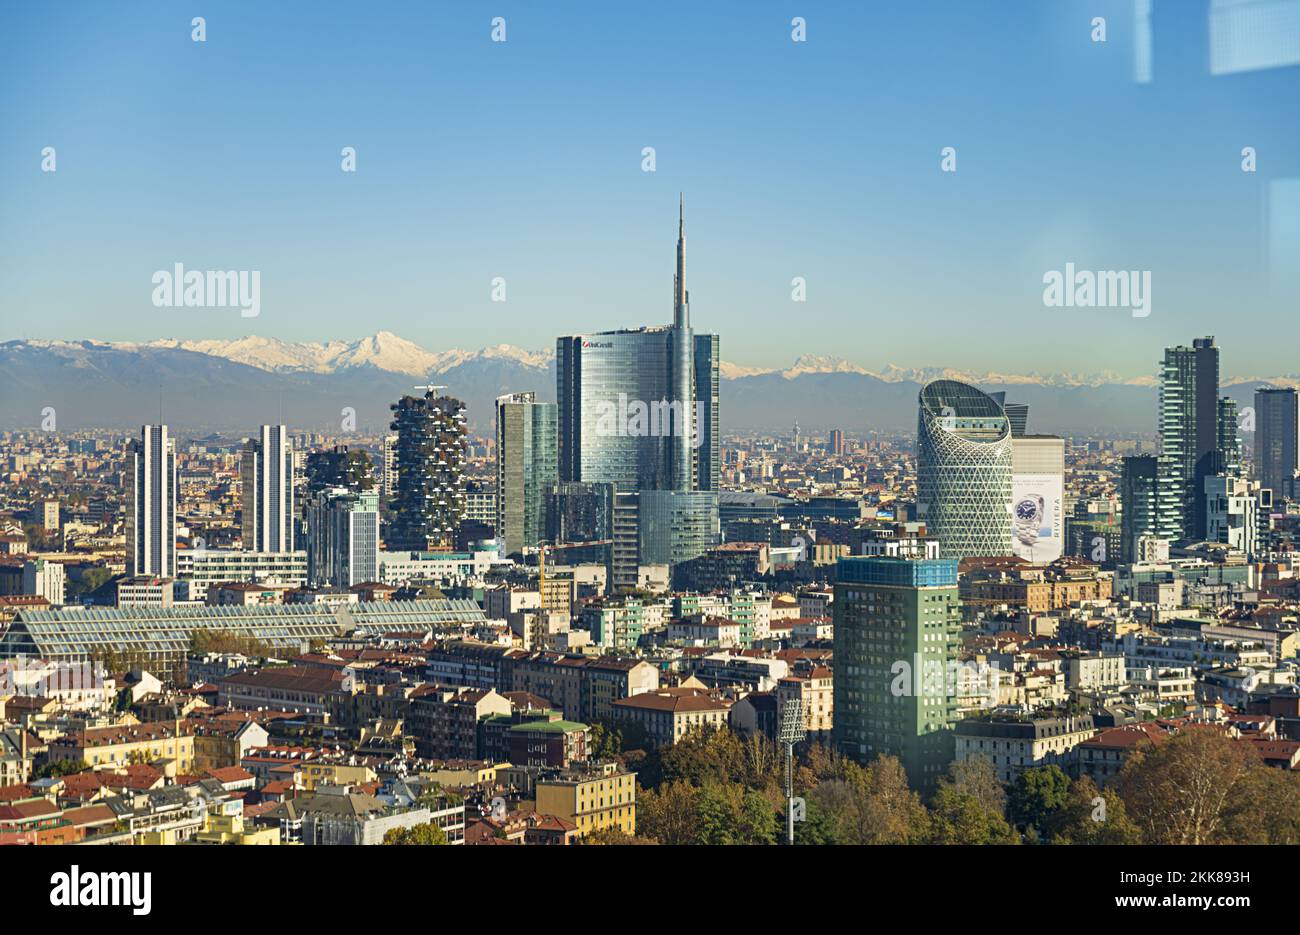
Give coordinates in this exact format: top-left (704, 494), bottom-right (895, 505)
top-left (1255, 387), bottom-right (1297, 497)
top-left (693, 331), bottom-right (720, 492)
top-left (671, 194), bottom-right (694, 491)
top-left (1010, 434), bottom-right (1065, 563)
top-left (127, 425), bottom-right (177, 577)
top-left (1217, 396), bottom-right (1242, 479)
top-left (1121, 455), bottom-right (1160, 563)
top-left (240, 425), bottom-right (294, 552)
top-left (496, 392), bottom-right (558, 555)
top-left (381, 434), bottom-right (399, 501)
top-left (1156, 337), bottom-right (1233, 541)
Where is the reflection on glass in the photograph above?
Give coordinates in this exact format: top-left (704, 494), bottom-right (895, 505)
top-left (1210, 0), bottom-right (1300, 75)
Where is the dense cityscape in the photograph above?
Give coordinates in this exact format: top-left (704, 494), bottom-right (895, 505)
top-left (5, 3), bottom-right (1298, 917)
top-left (2, 203), bottom-right (1298, 857)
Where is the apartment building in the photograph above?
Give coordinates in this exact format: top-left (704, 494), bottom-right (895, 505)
top-left (777, 666), bottom-right (834, 740)
top-left (48, 719), bottom-right (195, 776)
top-left (611, 686), bottom-right (733, 748)
top-left (482, 709), bottom-right (590, 768)
top-left (217, 666), bottom-right (347, 721)
top-left (189, 718), bottom-right (270, 772)
top-left (407, 686), bottom-right (512, 760)
top-left (954, 714), bottom-right (1097, 784)
top-left (534, 761), bottom-right (636, 839)
top-left (502, 651), bottom-right (659, 722)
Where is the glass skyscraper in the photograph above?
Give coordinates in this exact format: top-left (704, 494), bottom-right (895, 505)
top-left (554, 200), bottom-right (720, 590)
top-left (544, 481), bottom-right (614, 545)
top-left (1255, 386), bottom-right (1297, 497)
top-left (1217, 396), bottom-right (1242, 479)
top-left (556, 328), bottom-right (678, 491)
top-left (495, 392), bottom-right (558, 556)
top-left (1156, 337), bottom-right (1225, 541)
top-left (1121, 455), bottom-right (1159, 563)
top-left (305, 487), bottom-right (379, 587)
top-left (693, 332), bottom-right (720, 492)
top-left (915, 380), bottom-right (1013, 560)
top-left (556, 200), bottom-right (719, 495)
top-left (638, 490), bottom-right (722, 569)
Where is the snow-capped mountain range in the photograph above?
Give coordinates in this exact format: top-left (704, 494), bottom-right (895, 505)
top-left (1, 333), bottom-right (1292, 432)
top-left (20, 332), bottom-right (1284, 387)
top-left (29, 332), bottom-right (554, 378)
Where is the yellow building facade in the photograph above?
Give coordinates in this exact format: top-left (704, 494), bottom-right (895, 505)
top-left (535, 763), bottom-right (636, 838)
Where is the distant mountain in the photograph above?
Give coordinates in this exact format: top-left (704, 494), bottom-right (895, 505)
top-left (25, 332), bottom-right (553, 378)
top-left (0, 339), bottom-right (552, 435)
top-left (722, 370), bottom-right (1166, 434)
top-left (722, 354), bottom-right (1154, 388)
top-left (0, 334), bottom-right (1284, 437)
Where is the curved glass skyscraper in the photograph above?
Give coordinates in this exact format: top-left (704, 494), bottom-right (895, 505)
top-left (554, 200), bottom-right (721, 592)
top-left (555, 198), bottom-right (719, 494)
top-left (916, 380), bottom-right (1013, 560)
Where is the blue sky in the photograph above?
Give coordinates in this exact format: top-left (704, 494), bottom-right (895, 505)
top-left (1, 0), bottom-right (1298, 377)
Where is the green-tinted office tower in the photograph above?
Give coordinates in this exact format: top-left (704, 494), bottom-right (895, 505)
top-left (833, 554), bottom-right (960, 793)
top-left (495, 392), bottom-right (558, 556)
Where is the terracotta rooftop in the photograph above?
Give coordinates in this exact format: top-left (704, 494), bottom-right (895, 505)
top-left (612, 687), bottom-right (732, 714)
top-left (56, 719), bottom-right (191, 749)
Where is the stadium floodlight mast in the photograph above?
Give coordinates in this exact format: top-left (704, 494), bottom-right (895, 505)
top-left (777, 697), bottom-right (806, 845)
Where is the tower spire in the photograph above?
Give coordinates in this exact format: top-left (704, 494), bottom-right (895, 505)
top-left (674, 193), bottom-right (688, 329)
top-left (670, 194), bottom-right (693, 491)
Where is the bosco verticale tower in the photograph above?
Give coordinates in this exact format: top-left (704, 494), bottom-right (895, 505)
top-left (389, 389), bottom-right (468, 551)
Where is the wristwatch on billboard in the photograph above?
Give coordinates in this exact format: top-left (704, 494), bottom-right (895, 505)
top-left (1013, 494), bottom-right (1045, 546)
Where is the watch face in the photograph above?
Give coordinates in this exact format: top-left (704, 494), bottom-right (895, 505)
top-left (1015, 499), bottom-right (1038, 521)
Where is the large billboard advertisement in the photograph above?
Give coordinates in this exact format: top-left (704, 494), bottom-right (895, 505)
top-left (1010, 472), bottom-right (1063, 562)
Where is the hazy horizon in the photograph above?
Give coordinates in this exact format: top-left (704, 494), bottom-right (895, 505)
top-left (4, 1), bottom-right (1298, 377)
top-left (8, 329), bottom-right (1300, 386)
